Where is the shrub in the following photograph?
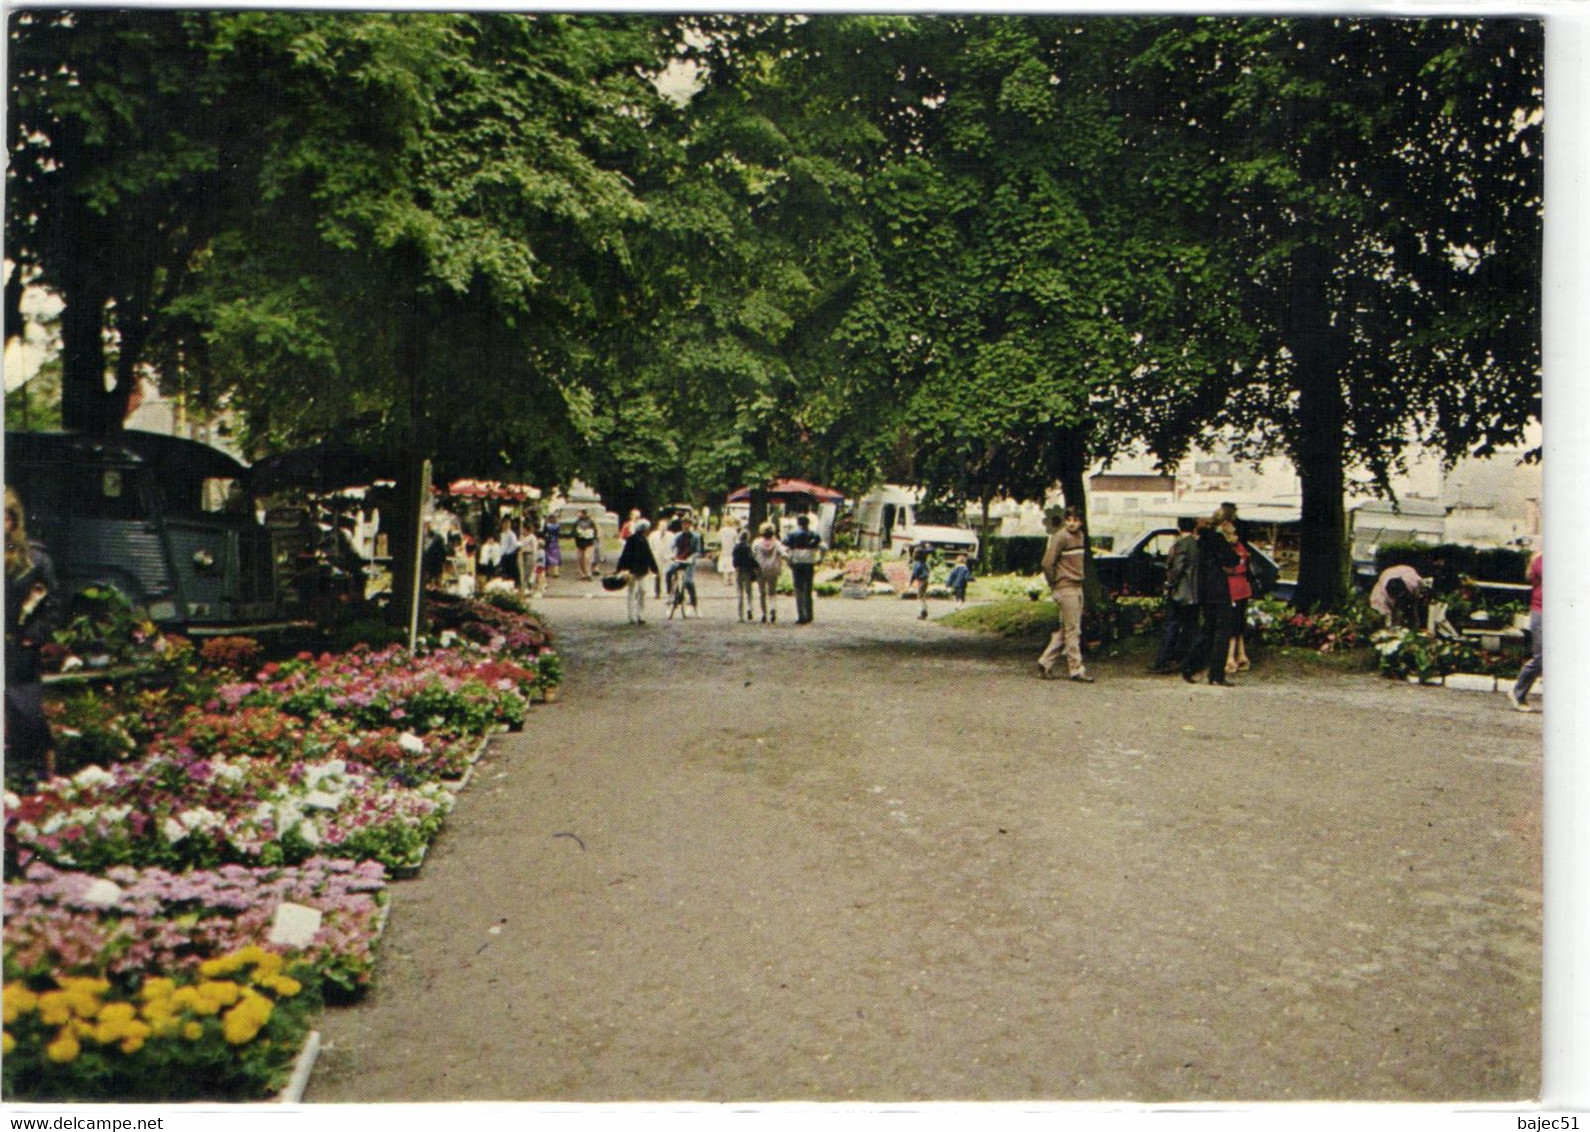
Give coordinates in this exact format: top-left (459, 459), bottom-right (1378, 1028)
top-left (198, 637), bottom-right (263, 675)
top-left (981, 536), bottom-right (1047, 576)
top-left (1373, 542), bottom-right (1529, 585)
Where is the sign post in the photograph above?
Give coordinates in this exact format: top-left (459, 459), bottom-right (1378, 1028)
top-left (407, 458), bottom-right (432, 654)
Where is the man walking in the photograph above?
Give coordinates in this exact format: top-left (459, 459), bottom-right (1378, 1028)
top-left (1037, 505), bottom-right (1093, 683)
top-left (784, 514), bottom-right (823, 625)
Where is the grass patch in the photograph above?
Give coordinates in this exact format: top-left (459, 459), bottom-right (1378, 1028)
top-left (939, 599), bottom-right (1057, 637)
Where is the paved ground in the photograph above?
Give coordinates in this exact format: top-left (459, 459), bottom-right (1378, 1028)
top-left (307, 574), bottom-right (1542, 1103)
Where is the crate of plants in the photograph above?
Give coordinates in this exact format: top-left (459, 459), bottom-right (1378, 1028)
top-left (2, 945), bottom-right (318, 1102)
top-left (4, 753), bottom-right (454, 877)
top-left (4, 858), bottom-right (390, 1003)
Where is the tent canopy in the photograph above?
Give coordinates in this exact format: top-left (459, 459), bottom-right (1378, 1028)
top-left (445, 478), bottom-right (541, 502)
top-left (726, 478), bottom-right (843, 504)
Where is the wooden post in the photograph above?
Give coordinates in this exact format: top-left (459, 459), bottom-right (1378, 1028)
top-left (406, 459), bottom-right (432, 654)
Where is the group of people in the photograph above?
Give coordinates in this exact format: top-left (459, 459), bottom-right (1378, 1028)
top-left (612, 510), bottom-right (826, 625)
top-left (428, 507), bottom-right (606, 598)
top-left (1038, 502), bottom-right (1272, 687)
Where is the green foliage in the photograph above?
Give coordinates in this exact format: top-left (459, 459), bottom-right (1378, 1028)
top-left (1373, 628), bottom-right (1520, 683)
top-left (981, 536), bottom-right (1048, 576)
top-left (324, 619), bottom-right (410, 655)
top-left (1373, 542), bottom-right (1530, 586)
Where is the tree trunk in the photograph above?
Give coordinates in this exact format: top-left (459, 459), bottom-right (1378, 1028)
top-left (386, 248), bottom-right (429, 631)
top-left (748, 488), bottom-right (769, 536)
top-left (58, 283), bottom-right (123, 435)
top-left (1286, 245), bottom-right (1351, 612)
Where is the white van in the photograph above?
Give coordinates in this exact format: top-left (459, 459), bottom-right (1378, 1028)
top-left (854, 485), bottom-right (980, 558)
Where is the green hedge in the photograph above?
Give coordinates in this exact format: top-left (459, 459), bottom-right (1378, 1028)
top-left (981, 536), bottom-right (1048, 576)
top-left (1373, 542), bottom-right (1529, 585)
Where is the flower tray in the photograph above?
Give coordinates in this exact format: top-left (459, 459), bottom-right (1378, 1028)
top-left (275, 1030), bottom-right (321, 1104)
top-left (387, 845), bottom-right (429, 881)
top-left (440, 735), bottom-right (491, 793)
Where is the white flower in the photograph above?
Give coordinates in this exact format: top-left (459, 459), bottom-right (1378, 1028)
top-left (177, 807), bottom-right (222, 832)
top-left (298, 820), bottom-right (322, 848)
top-left (15, 821), bottom-right (38, 840)
top-left (162, 818), bottom-right (188, 843)
top-left (439, 630), bottom-right (458, 647)
top-left (398, 732), bottom-right (426, 755)
top-left (213, 762), bottom-right (245, 786)
top-left (302, 760), bottom-right (348, 791)
top-left (301, 791), bottom-right (341, 812)
top-left (72, 765), bottom-right (116, 790)
top-left (80, 879), bottom-right (124, 908)
top-left (4, 791), bottom-right (23, 810)
top-left (61, 656), bottom-right (84, 672)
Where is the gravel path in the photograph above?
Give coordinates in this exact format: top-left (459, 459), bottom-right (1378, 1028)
top-left (306, 577), bottom-right (1542, 1103)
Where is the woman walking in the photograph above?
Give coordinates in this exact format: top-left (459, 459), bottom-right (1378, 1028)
top-left (542, 514), bottom-right (563, 581)
top-left (750, 523), bottom-right (787, 623)
top-left (616, 519), bottom-right (660, 624)
top-left (1222, 518), bottom-right (1254, 675)
top-left (572, 509), bottom-right (600, 580)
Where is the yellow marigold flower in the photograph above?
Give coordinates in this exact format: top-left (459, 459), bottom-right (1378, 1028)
top-left (3, 983), bottom-right (38, 1023)
top-left (182, 1021), bottom-right (204, 1041)
top-left (98, 1001), bottom-right (137, 1026)
top-left (198, 980), bottom-right (241, 1008)
top-left (253, 951), bottom-right (284, 976)
top-left (139, 977), bottom-right (176, 1002)
top-left (146, 1014), bottom-right (181, 1039)
top-left (170, 986), bottom-right (199, 1012)
top-left (2, 1031), bottom-right (14, 1055)
top-left (36, 992), bottom-right (72, 1027)
top-left (120, 1034), bottom-right (146, 1055)
top-left (260, 974), bottom-right (304, 998)
top-left (220, 1007), bottom-right (263, 1045)
top-left (60, 976), bottom-right (110, 994)
top-left (45, 1029), bottom-right (80, 1063)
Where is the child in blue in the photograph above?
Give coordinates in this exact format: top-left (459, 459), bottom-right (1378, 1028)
top-left (946, 553), bottom-right (973, 610)
top-left (910, 546), bottom-right (932, 620)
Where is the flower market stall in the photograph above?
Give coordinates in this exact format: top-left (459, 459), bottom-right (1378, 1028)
top-left (3, 589), bottom-right (560, 1101)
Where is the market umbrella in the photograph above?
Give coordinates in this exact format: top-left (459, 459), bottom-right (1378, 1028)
top-left (726, 478), bottom-right (843, 504)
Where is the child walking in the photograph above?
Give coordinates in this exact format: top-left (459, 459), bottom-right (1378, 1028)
top-left (946, 553), bottom-right (973, 610)
top-left (910, 546), bottom-right (931, 620)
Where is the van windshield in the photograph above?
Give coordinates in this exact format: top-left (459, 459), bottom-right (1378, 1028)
top-left (914, 502), bottom-right (962, 527)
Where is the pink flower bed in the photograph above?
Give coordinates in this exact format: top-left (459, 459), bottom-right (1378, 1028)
top-left (4, 859), bottom-right (388, 998)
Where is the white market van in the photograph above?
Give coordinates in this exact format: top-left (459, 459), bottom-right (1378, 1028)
top-left (855, 485), bottom-right (980, 558)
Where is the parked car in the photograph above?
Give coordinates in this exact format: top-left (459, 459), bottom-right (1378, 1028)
top-left (5, 430), bottom-right (284, 634)
top-left (1092, 527), bottom-right (1286, 600)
